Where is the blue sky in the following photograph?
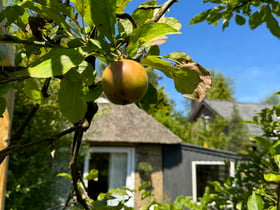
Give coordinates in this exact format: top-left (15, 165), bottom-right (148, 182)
top-left (127, 0), bottom-right (280, 112)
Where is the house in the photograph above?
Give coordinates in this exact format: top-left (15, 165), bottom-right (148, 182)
top-left (83, 98), bottom-right (239, 208)
top-left (83, 98), bottom-right (182, 208)
top-left (163, 143), bottom-right (238, 202)
top-left (190, 99), bottom-right (273, 136)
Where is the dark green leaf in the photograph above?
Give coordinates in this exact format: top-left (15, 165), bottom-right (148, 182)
top-left (265, 11), bottom-right (280, 38)
top-left (24, 79), bottom-right (42, 104)
top-left (235, 14), bottom-right (246, 25)
top-left (58, 70), bottom-right (87, 123)
top-left (0, 97), bottom-right (6, 118)
top-left (247, 192), bottom-right (264, 210)
top-left (137, 83), bottom-right (158, 110)
top-left (0, 84), bottom-right (11, 97)
top-left (190, 9), bottom-right (211, 25)
top-left (82, 81), bottom-right (103, 102)
top-left (90, 0), bottom-right (117, 43)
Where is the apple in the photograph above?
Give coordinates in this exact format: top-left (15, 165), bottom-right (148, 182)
top-left (102, 59), bottom-right (148, 105)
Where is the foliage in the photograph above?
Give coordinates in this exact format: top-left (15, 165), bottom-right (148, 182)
top-left (261, 92), bottom-right (280, 105)
top-left (225, 105), bottom-right (250, 153)
top-left (0, 0), bottom-right (212, 209)
top-left (207, 70), bottom-right (235, 101)
top-left (5, 81), bottom-right (72, 209)
top-left (0, 0), bottom-right (279, 209)
top-left (190, 0), bottom-right (280, 38)
top-left (189, 105), bottom-right (280, 210)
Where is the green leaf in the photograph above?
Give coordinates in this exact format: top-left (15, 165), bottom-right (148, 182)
top-left (132, 0), bottom-right (157, 26)
top-left (58, 70), bottom-right (87, 123)
top-left (0, 97), bottom-right (6, 118)
top-left (264, 173), bottom-right (280, 183)
top-left (22, 48), bottom-right (84, 78)
top-left (247, 192), bottom-right (264, 210)
top-left (137, 83), bottom-right (158, 111)
top-left (141, 55), bottom-right (211, 101)
top-left (84, 169), bottom-right (99, 181)
top-left (0, 84), bottom-right (11, 97)
top-left (190, 9), bottom-right (211, 25)
top-left (116, 0), bottom-right (130, 14)
top-left (82, 81), bottom-right (103, 102)
top-left (71, 0), bottom-right (94, 26)
top-left (141, 56), bottom-right (174, 78)
top-left (235, 14), bottom-right (246, 25)
top-left (128, 23), bottom-right (180, 57)
top-left (56, 172), bottom-right (72, 180)
top-left (250, 135), bottom-right (271, 151)
top-left (24, 79), bottom-right (42, 104)
top-left (90, 0), bottom-right (117, 43)
top-left (265, 10), bottom-right (280, 38)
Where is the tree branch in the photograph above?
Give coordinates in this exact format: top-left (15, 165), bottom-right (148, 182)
top-left (0, 125), bottom-right (82, 164)
top-left (0, 35), bottom-right (61, 48)
top-left (151, 0), bottom-right (179, 22)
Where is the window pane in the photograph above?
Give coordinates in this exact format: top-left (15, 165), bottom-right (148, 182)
top-left (88, 153), bottom-right (110, 199)
top-left (196, 164), bottom-right (229, 198)
top-left (87, 152), bottom-right (128, 200)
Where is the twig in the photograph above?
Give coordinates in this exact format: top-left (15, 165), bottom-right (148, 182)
top-left (116, 13), bottom-right (138, 28)
top-left (0, 125), bottom-right (82, 164)
top-left (151, 0), bottom-right (179, 22)
top-left (0, 34), bottom-right (61, 48)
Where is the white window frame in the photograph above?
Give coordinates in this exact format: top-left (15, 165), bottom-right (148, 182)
top-left (191, 160), bottom-right (235, 202)
top-left (83, 146), bottom-right (135, 207)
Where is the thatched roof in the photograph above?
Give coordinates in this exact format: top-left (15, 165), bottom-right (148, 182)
top-left (84, 99), bottom-right (182, 144)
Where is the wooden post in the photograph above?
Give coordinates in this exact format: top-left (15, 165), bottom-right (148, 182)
top-left (0, 2), bottom-right (14, 209)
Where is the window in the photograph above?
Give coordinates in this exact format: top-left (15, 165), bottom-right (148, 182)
top-left (192, 161), bottom-right (234, 202)
top-left (83, 147), bottom-right (135, 207)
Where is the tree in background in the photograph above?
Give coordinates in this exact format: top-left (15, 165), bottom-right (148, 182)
top-left (225, 105), bottom-right (250, 153)
top-left (261, 92), bottom-right (280, 105)
top-left (207, 70), bottom-right (235, 101)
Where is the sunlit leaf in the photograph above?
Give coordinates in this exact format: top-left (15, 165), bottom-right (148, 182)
top-left (128, 23), bottom-right (180, 57)
top-left (84, 169), bottom-right (99, 181)
top-left (58, 70), bottom-right (87, 123)
top-left (264, 173), bottom-right (280, 183)
top-left (116, 0), bottom-right (130, 13)
top-left (57, 172), bottom-right (72, 180)
top-left (71, 0), bottom-right (94, 26)
top-left (22, 48), bottom-right (84, 78)
top-left (247, 192), bottom-right (264, 210)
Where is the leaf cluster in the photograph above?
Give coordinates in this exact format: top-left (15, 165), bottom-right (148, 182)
top-left (190, 0), bottom-right (280, 38)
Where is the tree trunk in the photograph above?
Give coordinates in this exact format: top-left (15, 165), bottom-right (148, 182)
top-left (0, 2), bottom-right (15, 209)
